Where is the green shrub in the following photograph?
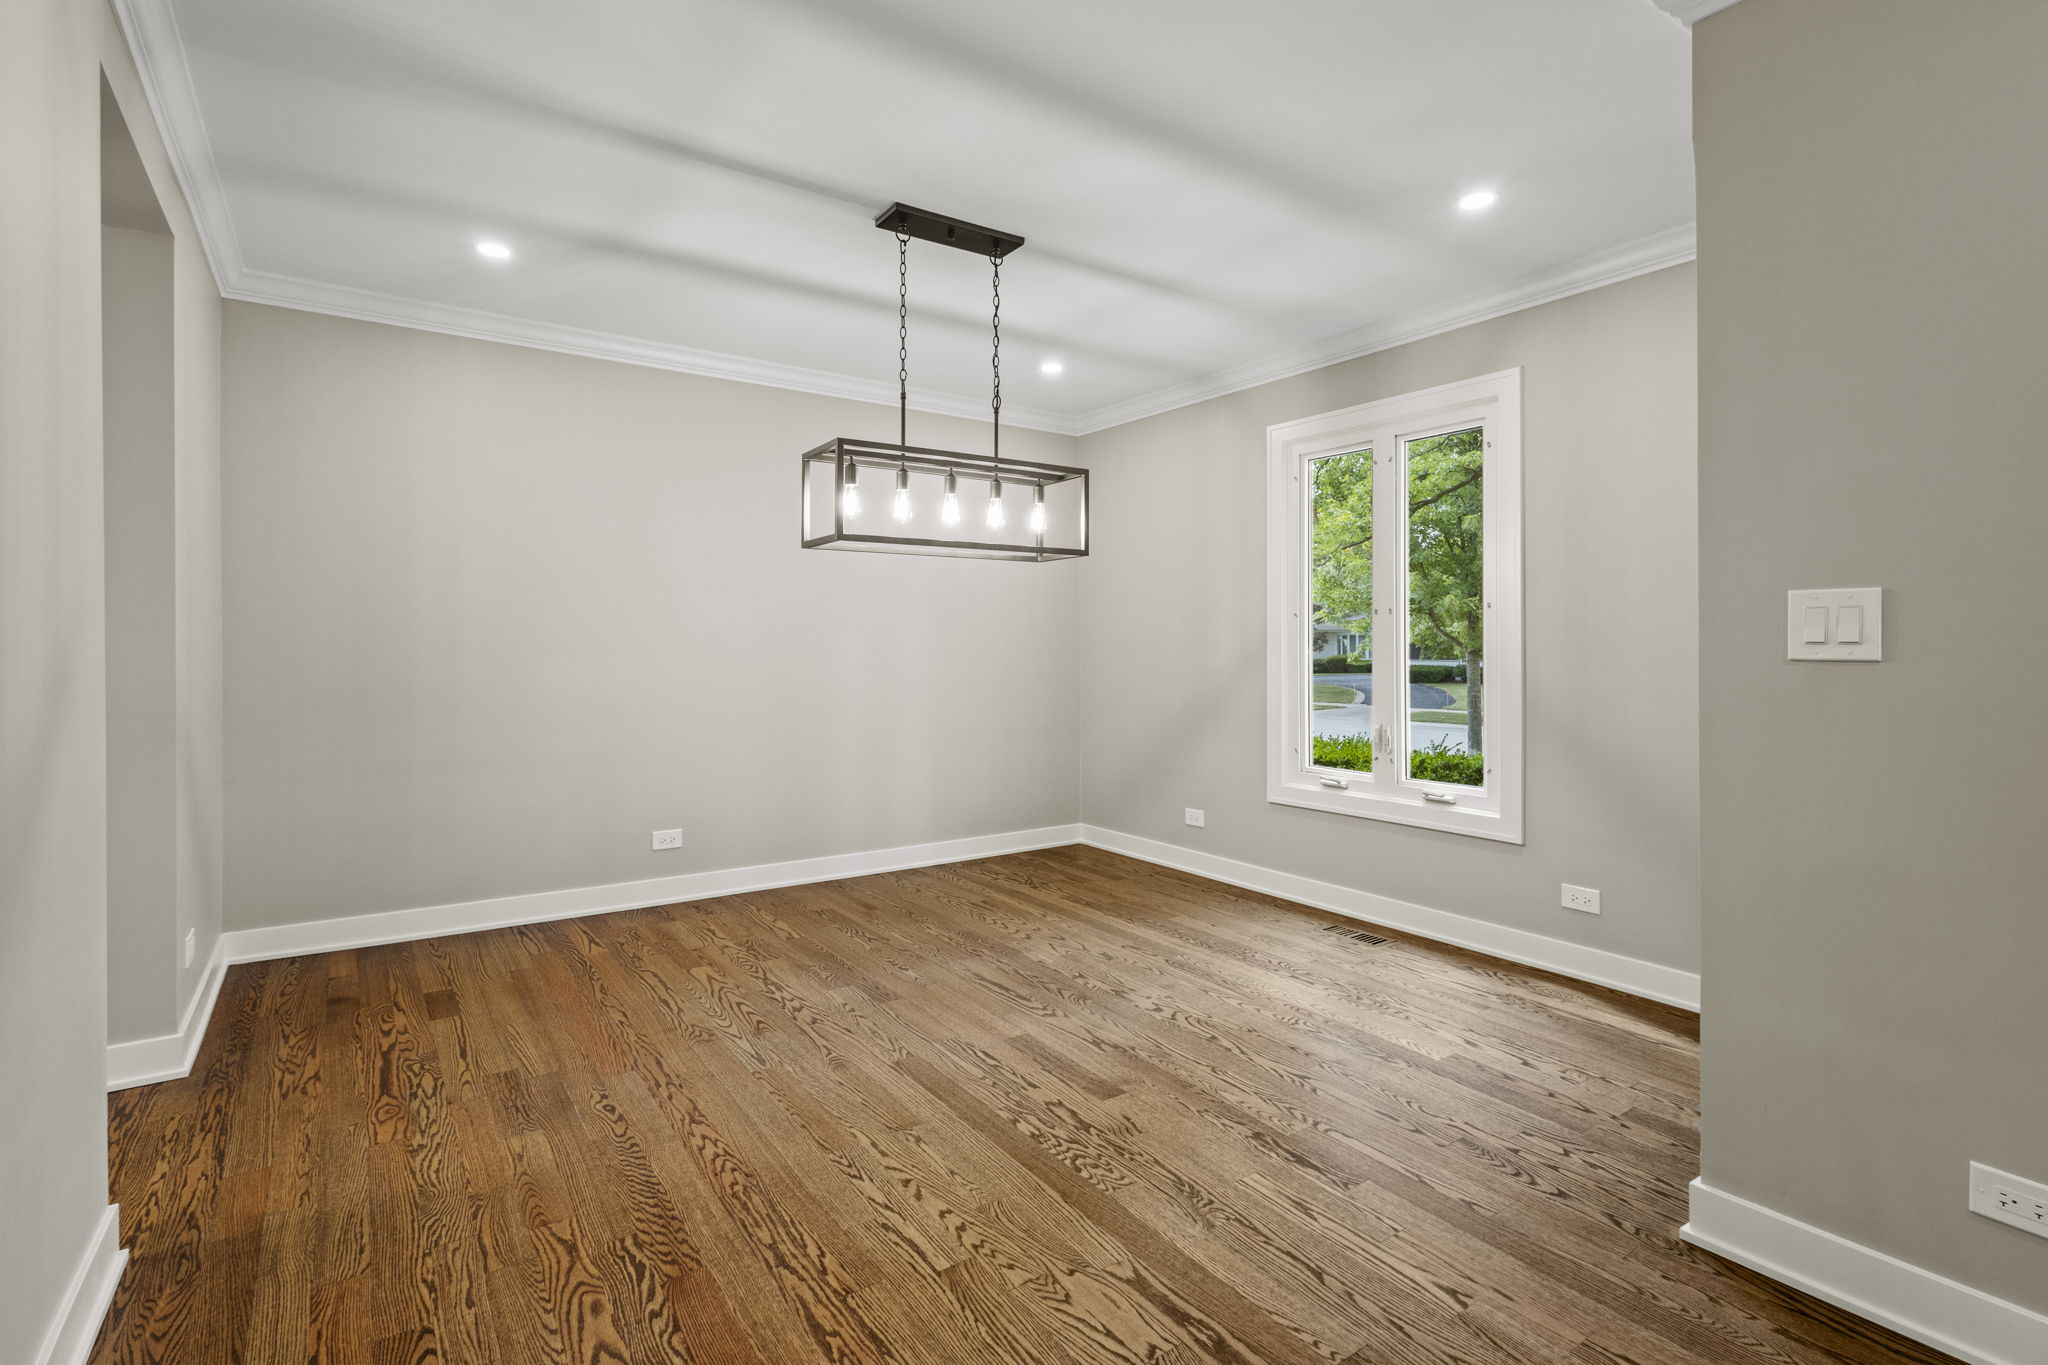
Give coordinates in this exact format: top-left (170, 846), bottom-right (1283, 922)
top-left (1409, 738), bottom-right (1484, 785)
top-left (1309, 734), bottom-right (1484, 786)
top-left (1317, 660), bottom-right (1468, 682)
top-left (1310, 733), bottom-right (1374, 771)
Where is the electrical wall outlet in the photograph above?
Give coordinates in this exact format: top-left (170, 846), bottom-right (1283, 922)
top-left (651, 829), bottom-right (682, 851)
top-left (1561, 883), bottom-right (1601, 914)
top-left (183, 927), bottom-right (196, 968)
top-left (1184, 808), bottom-right (1206, 828)
top-left (1970, 1162), bottom-right (2048, 1240)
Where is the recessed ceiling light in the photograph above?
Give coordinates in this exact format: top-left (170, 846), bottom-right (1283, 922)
top-left (1040, 359), bottom-right (1064, 376)
top-left (1457, 190), bottom-right (1499, 213)
top-left (474, 240), bottom-right (514, 261)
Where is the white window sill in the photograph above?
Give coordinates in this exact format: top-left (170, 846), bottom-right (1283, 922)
top-left (1268, 774), bottom-right (1523, 844)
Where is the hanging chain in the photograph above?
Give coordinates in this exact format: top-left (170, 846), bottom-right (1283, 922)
top-left (990, 251), bottom-right (1003, 469)
top-left (897, 231), bottom-right (909, 459)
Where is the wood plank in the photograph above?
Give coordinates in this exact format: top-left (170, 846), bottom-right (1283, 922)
top-left (89, 848), bottom-right (1956, 1365)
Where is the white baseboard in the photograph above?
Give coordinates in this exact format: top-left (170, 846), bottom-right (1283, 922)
top-left (32, 1205), bottom-right (126, 1365)
top-left (1682, 1180), bottom-right (2048, 1365)
top-left (106, 824), bottom-right (1081, 1089)
top-left (1075, 825), bottom-right (1701, 1011)
top-left (108, 817), bottom-right (1711, 1092)
top-left (94, 824), bottom-right (2044, 1365)
top-left (216, 824), bottom-right (1085, 965)
top-left (106, 938), bottom-right (229, 1091)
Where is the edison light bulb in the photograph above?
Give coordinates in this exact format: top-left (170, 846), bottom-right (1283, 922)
top-left (840, 465), bottom-right (861, 518)
top-left (940, 471), bottom-right (961, 525)
top-left (891, 466), bottom-right (911, 523)
top-left (1029, 485), bottom-right (1047, 534)
top-left (986, 477), bottom-right (1006, 529)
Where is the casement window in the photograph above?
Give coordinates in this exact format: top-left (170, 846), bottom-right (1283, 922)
top-left (1266, 370), bottom-right (1522, 842)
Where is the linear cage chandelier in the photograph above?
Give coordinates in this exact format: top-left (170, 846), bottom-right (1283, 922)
top-left (801, 204), bottom-right (1088, 561)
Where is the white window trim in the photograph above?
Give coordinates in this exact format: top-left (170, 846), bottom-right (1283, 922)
top-left (1266, 368), bottom-right (1523, 844)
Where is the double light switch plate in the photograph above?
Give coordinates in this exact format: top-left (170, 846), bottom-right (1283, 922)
top-left (1787, 588), bottom-right (1882, 661)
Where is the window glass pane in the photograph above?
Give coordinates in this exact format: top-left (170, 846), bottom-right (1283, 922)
top-left (1308, 450), bottom-right (1373, 772)
top-left (1406, 427), bottom-right (1484, 787)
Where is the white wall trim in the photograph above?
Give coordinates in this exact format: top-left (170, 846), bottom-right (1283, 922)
top-left (107, 0), bottom-right (241, 289)
top-left (31, 1206), bottom-right (126, 1365)
top-left (1683, 1180), bottom-right (2048, 1365)
top-left (105, 0), bottom-right (1695, 443)
top-left (218, 824), bottom-right (1084, 966)
top-left (103, 0), bottom-right (1075, 436)
top-left (220, 231), bottom-right (1693, 440)
top-left (222, 236), bottom-right (1700, 441)
top-left (109, 817), bottom-right (1710, 1092)
top-left (112, 824), bottom-right (1083, 1088)
top-left (222, 269), bottom-right (1078, 435)
top-left (106, 937), bottom-right (228, 1091)
top-left (1067, 225), bottom-right (1696, 435)
top-left (1649, 0), bottom-right (1748, 26)
top-left (95, 835), bottom-right (2048, 1365)
top-left (1077, 825), bottom-right (1700, 1010)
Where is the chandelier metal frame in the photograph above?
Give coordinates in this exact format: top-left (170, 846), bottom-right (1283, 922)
top-left (798, 203), bottom-right (1088, 563)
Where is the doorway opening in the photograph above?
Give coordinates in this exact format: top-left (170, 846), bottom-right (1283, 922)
top-left (100, 77), bottom-right (182, 1054)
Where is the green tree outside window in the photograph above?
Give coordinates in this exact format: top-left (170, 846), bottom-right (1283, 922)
top-left (1311, 430), bottom-right (1484, 774)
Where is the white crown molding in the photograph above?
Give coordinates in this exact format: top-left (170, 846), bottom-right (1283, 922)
top-left (1067, 223), bottom-right (1698, 435)
top-left (106, 938), bottom-right (229, 1091)
top-left (107, 0), bottom-right (1081, 435)
top-left (109, 0), bottom-right (242, 290)
top-left (224, 269), bottom-right (1082, 435)
top-left (1683, 1181), bottom-right (2048, 1365)
top-left (111, 0), bottom-right (1698, 446)
top-left (226, 225), bottom-right (1694, 439)
top-left (1650, 0), bottom-right (1748, 25)
top-left (31, 1206), bottom-right (127, 1365)
top-left (112, 0), bottom-right (1697, 445)
top-left (1079, 825), bottom-right (1700, 1009)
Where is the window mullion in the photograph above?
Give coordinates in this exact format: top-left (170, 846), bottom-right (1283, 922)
top-left (1299, 451), bottom-right (1318, 775)
top-left (1375, 436), bottom-right (1406, 783)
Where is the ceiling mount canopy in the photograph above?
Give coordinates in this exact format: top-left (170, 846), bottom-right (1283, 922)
top-left (874, 203), bottom-right (1026, 260)
top-left (801, 203), bottom-right (1087, 562)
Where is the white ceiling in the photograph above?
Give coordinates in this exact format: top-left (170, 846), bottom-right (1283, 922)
top-left (126, 0), bottom-right (1697, 434)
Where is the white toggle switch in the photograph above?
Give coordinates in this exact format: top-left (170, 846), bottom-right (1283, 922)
top-left (1788, 588), bottom-right (1883, 661)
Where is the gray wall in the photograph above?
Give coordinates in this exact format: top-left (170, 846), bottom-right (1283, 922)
top-left (99, 46), bottom-right (226, 1051)
top-left (1, 1), bottom-right (223, 1350)
top-left (1695, 0), bottom-right (2048, 1314)
top-left (1, 0), bottom-right (109, 1348)
top-left (1078, 264), bottom-right (1700, 976)
top-left (102, 219), bottom-right (180, 1045)
top-left (222, 303), bottom-right (1080, 931)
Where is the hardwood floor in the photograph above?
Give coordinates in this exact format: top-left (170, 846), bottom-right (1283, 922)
top-left (93, 846), bottom-right (1955, 1364)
